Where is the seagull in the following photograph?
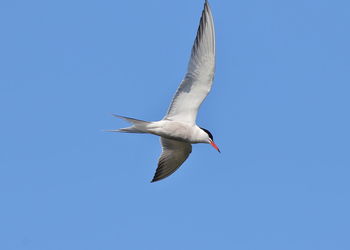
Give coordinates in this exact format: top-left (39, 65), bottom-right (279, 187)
top-left (109, 0), bottom-right (219, 182)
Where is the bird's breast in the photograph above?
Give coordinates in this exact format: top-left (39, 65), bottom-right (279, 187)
top-left (147, 120), bottom-right (201, 143)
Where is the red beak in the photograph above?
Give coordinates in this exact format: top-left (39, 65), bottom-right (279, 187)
top-left (210, 141), bottom-right (221, 153)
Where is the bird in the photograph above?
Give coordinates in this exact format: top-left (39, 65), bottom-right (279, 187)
top-left (108, 0), bottom-right (219, 182)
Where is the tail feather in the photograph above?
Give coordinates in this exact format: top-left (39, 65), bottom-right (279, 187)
top-left (109, 114), bottom-right (150, 134)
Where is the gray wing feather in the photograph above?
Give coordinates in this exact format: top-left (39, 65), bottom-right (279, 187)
top-left (165, 1), bottom-right (215, 124)
top-left (151, 137), bottom-right (192, 182)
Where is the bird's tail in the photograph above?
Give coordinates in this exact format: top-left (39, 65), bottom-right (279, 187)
top-left (106, 114), bottom-right (150, 133)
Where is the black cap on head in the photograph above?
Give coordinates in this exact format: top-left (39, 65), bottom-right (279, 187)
top-left (200, 127), bottom-right (213, 141)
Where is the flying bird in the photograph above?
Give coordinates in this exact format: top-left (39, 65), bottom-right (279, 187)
top-left (109, 1), bottom-right (219, 182)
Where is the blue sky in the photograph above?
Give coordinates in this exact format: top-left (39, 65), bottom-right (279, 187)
top-left (1, 0), bottom-right (349, 249)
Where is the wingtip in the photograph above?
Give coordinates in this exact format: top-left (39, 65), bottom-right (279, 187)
top-left (150, 178), bottom-right (158, 183)
top-left (150, 173), bottom-right (168, 183)
top-left (204, 0), bottom-right (212, 14)
top-left (150, 174), bottom-right (162, 183)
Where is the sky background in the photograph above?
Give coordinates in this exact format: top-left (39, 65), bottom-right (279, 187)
top-left (1, 0), bottom-right (349, 249)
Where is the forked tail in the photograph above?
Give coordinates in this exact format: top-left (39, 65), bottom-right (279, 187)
top-left (106, 114), bottom-right (150, 133)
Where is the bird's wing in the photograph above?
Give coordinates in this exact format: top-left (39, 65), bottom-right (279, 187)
top-left (151, 137), bottom-right (192, 182)
top-left (164, 1), bottom-right (215, 124)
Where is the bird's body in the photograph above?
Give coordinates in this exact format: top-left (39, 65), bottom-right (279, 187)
top-left (109, 1), bottom-right (219, 182)
top-left (148, 121), bottom-right (208, 143)
top-left (115, 116), bottom-right (209, 143)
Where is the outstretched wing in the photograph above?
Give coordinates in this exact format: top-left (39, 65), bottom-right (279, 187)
top-left (151, 137), bottom-right (192, 182)
top-left (164, 1), bottom-right (215, 124)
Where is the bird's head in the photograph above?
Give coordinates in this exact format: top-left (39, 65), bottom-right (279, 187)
top-left (200, 127), bottom-right (220, 153)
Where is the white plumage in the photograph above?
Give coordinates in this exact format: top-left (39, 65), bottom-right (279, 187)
top-left (109, 1), bottom-right (219, 182)
top-left (165, 0), bottom-right (215, 124)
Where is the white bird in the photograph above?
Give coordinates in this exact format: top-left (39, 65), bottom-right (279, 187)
top-left (109, 0), bottom-right (219, 182)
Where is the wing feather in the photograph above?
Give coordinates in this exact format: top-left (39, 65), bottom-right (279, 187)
top-left (151, 137), bottom-right (192, 182)
top-left (165, 1), bottom-right (215, 124)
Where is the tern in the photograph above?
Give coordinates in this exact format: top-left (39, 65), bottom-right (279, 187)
top-left (109, 1), bottom-right (219, 182)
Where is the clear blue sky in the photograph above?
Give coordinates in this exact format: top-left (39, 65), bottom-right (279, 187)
top-left (1, 0), bottom-right (349, 249)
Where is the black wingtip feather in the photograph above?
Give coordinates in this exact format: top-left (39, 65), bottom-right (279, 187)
top-left (191, 0), bottom-right (212, 57)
